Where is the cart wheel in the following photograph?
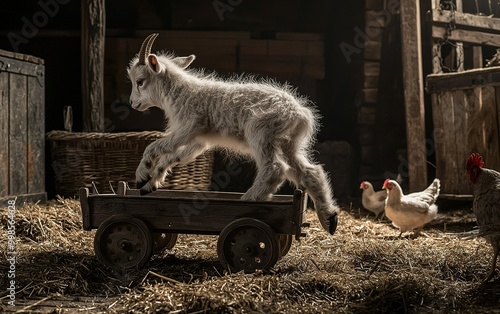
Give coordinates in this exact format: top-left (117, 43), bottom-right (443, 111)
top-left (278, 234), bottom-right (293, 258)
top-left (217, 218), bottom-right (280, 273)
top-left (153, 233), bottom-right (178, 252)
top-left (94, 215), bottom-right (153, 270)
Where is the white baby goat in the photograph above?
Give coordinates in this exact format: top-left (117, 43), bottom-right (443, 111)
top-left (128, 33), bottom-right (339, 234)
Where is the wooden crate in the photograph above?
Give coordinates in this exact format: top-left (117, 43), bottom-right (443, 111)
top-left (0, 49), bottom-right (46, 206)
top-left (426, 67), bottom-right (500, 196)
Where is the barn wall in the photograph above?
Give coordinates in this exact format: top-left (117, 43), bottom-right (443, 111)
top-left (0, 0), bottom-right (369, 197)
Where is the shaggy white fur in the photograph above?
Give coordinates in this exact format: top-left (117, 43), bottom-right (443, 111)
top-left (127, 33), bottom-right (339, 234)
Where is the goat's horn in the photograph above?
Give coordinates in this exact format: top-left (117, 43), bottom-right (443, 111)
top-left (138, 33), bottom-right (159, 65)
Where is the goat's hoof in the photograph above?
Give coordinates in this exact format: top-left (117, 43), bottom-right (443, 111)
top-left (328, 213), bottom-right (338, 235)
top-left (139, 183), bottom-right (157, 195)
top-left (136, 180), bottom-right (148, 189)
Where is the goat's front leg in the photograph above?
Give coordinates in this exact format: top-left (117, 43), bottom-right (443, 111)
top-left (136, 128), bottom-right (192, 190)
top-left (136, 138), bottom-right (206, 194)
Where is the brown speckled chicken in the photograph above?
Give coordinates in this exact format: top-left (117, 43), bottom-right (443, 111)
top-left (382, 178), bottom-right (440, 237)
top-left (466, 153), bottom-right (500, 283)
top-left (360, 181), bottom-right (387, 219)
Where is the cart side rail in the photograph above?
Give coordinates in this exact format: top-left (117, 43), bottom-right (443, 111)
top-left (79, 188), bottom-right (92, 231)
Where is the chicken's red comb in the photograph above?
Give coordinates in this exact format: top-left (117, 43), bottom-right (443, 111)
top-left (383, 178), bottom-right (390, 187)
top-left (466, 153), bottom-right (484, 171)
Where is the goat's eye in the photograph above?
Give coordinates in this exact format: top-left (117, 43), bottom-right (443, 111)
top-left (136, 80), bottom-right (144, 87)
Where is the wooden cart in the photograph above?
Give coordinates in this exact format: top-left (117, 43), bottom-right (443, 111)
top-left (79, 182), bottom-right (309, 273)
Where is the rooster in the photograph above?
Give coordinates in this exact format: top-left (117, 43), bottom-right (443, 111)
top-left (466, 153), bottom-right (500, 283)
top-left (360, 181), bottom-right (387, 219)
top-left (382, 178), bottom-right (440, 237)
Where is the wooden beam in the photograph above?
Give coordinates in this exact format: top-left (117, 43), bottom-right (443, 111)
top-left (81, 0), bottom-right (105, 132)
top-left (426, 65), bottom-right (500, 92)
top-left (400, 0), bottom-right (427, 192)
top-left (432, 26), bottom-right (500, 47)
top-left (473, 46), bottom-right (483, 68)
top-left (431, 10), bottom-right (500, 33)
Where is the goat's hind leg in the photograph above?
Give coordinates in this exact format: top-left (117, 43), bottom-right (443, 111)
top-left (242, 148), bottom-right (287, 201)
top-left (286, 153), bottom-right (340, 234)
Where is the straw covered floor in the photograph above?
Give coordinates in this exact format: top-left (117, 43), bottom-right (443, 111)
top-left (1, 197), bottom-right (500, 313)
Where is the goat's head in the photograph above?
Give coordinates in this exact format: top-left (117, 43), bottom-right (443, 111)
top-left (127, 33), bottom-right (196, 111)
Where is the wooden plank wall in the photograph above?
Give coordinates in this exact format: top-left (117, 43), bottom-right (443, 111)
top-left (358, 0), bottom-right (385, 179)
top-left (0, 71), bottom-right (8, 196)
top-left (0, 52), bottom-right (46, 203)
top-left (431, 85), bottom-right (500, 195)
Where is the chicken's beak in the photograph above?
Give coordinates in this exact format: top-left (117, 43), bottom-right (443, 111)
top-left (359, 182), bottom-right (364, 189)
top-left (382, 184), bottom-right (386, 190)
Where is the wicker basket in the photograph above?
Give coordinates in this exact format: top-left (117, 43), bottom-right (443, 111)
top-left (46, 131), bottom-right (214, 197)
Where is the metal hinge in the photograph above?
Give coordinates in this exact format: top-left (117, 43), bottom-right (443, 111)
top-left (0, 60), bottom-right (10, 72)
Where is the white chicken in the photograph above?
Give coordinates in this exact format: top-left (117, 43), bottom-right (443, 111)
top-left (382, 178), bottom-right (440, 237)
top-left (360, 181), bottom-right (387, 219)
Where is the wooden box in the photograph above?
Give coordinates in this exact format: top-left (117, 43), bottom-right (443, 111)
top-left (426, 67), bottom-right (500, 196)
top-left (0, 49), bottom-right (46, 206)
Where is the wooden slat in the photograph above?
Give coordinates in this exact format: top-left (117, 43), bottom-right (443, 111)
top-left (9, 73), bottom-right (27, 195)
top-left (275, 33), bottom-right (323, 41)
top-left (451, 90), bottom-right (469, 194)
top-left (426, 66), bottom-right (500, 92)
top-left (87, 196), bottom-right (297, 235)
top-left (431, 10), bottom-right (500, 34)
top-left (473, 46), bottom-right (483, 69)
top-left (432, 43), bottom-right (442, 74)
top-left (27, 75), bottom-right (44, 194)
top-left (463, 86), bottom-right (500, 177)
top-left (465, 86), bottom-right (500, 172)
top-left (358, 106), bottom-right (377, 125)
top-left (364, 61), bottom-right (380, 76)
top-left (362, 88), bottom-right (378, 104)
top-left (0, 49), bottom-right (44, 65)
top-left (366, 10), bottom-right (386, 28)
top-left (364, 41), bottom-right (382, 61)
top-left (0, 71), bottom-right (8, 196)
top-left (480, 86), bottom-right (500, 171)
top-left (400, 0), bottom-right (427, 192)
top-left (432, 26), bottom-right (500, 47)
top-left (135, 30), bottom-right (251, 40)
top-left (239, 56), bottom-right (324, 79)
top-left (267, 40), bottom-right (323, 57)
top-left (431, 93), bottom-right (446, 187)
top-left (441, 91), bottom-right (456, 193)
top-left (364, 75), bottom-right (379, 89)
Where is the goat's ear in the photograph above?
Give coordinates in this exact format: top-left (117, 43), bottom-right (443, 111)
top-left (147, 54), bottom-right (161, 73)
top-left (173, 55), bottom-right (196, 69)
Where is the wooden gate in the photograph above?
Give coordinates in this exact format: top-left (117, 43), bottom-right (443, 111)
top-left (427, 68), bottom-right (500, 196)
top-left (0, 50), bottom-right (46, 205)
top-left (427, 0), bottom-right (500, 196)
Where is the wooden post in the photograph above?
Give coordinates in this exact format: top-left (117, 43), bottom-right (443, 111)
top-left (455, 0), bottom-right (464, 72)
top-left (81, 0), bottom-right (105, 132)
top-left (400, 0), bottom-right (427, 192)
top-left (431, 0), bottom-right (442, 74)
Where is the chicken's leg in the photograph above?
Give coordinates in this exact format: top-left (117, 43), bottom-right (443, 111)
top-left (482, 245), bottom-right (499, 284)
